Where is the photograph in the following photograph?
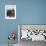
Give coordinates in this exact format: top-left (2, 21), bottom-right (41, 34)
top-left (18, 24), bottom-right (46, 46)
top-left (5, 5), bottom-right (16, 19)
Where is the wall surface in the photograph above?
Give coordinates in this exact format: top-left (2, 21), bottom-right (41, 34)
top-left (0, 0), bottom-right (46, 44)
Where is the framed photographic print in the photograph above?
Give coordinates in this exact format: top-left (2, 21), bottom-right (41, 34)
top-left (5, 5), bottom-right (16, 19)
top-left (18, 24), bottom-right (46, 42)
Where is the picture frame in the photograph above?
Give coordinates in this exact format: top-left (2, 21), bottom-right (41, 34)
top-left (5, 5), bottom-right (16, 19)
top-left (18, 24), bottom-right (46, 42)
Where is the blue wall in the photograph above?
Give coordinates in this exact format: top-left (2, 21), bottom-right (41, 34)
top-left (0, 0), bottom-right (46, 44)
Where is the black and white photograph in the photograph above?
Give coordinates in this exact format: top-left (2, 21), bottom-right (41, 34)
top-left (18, 24), bottom-right (46, 46)
top-left (5, 5), bottom-right (16, 19)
